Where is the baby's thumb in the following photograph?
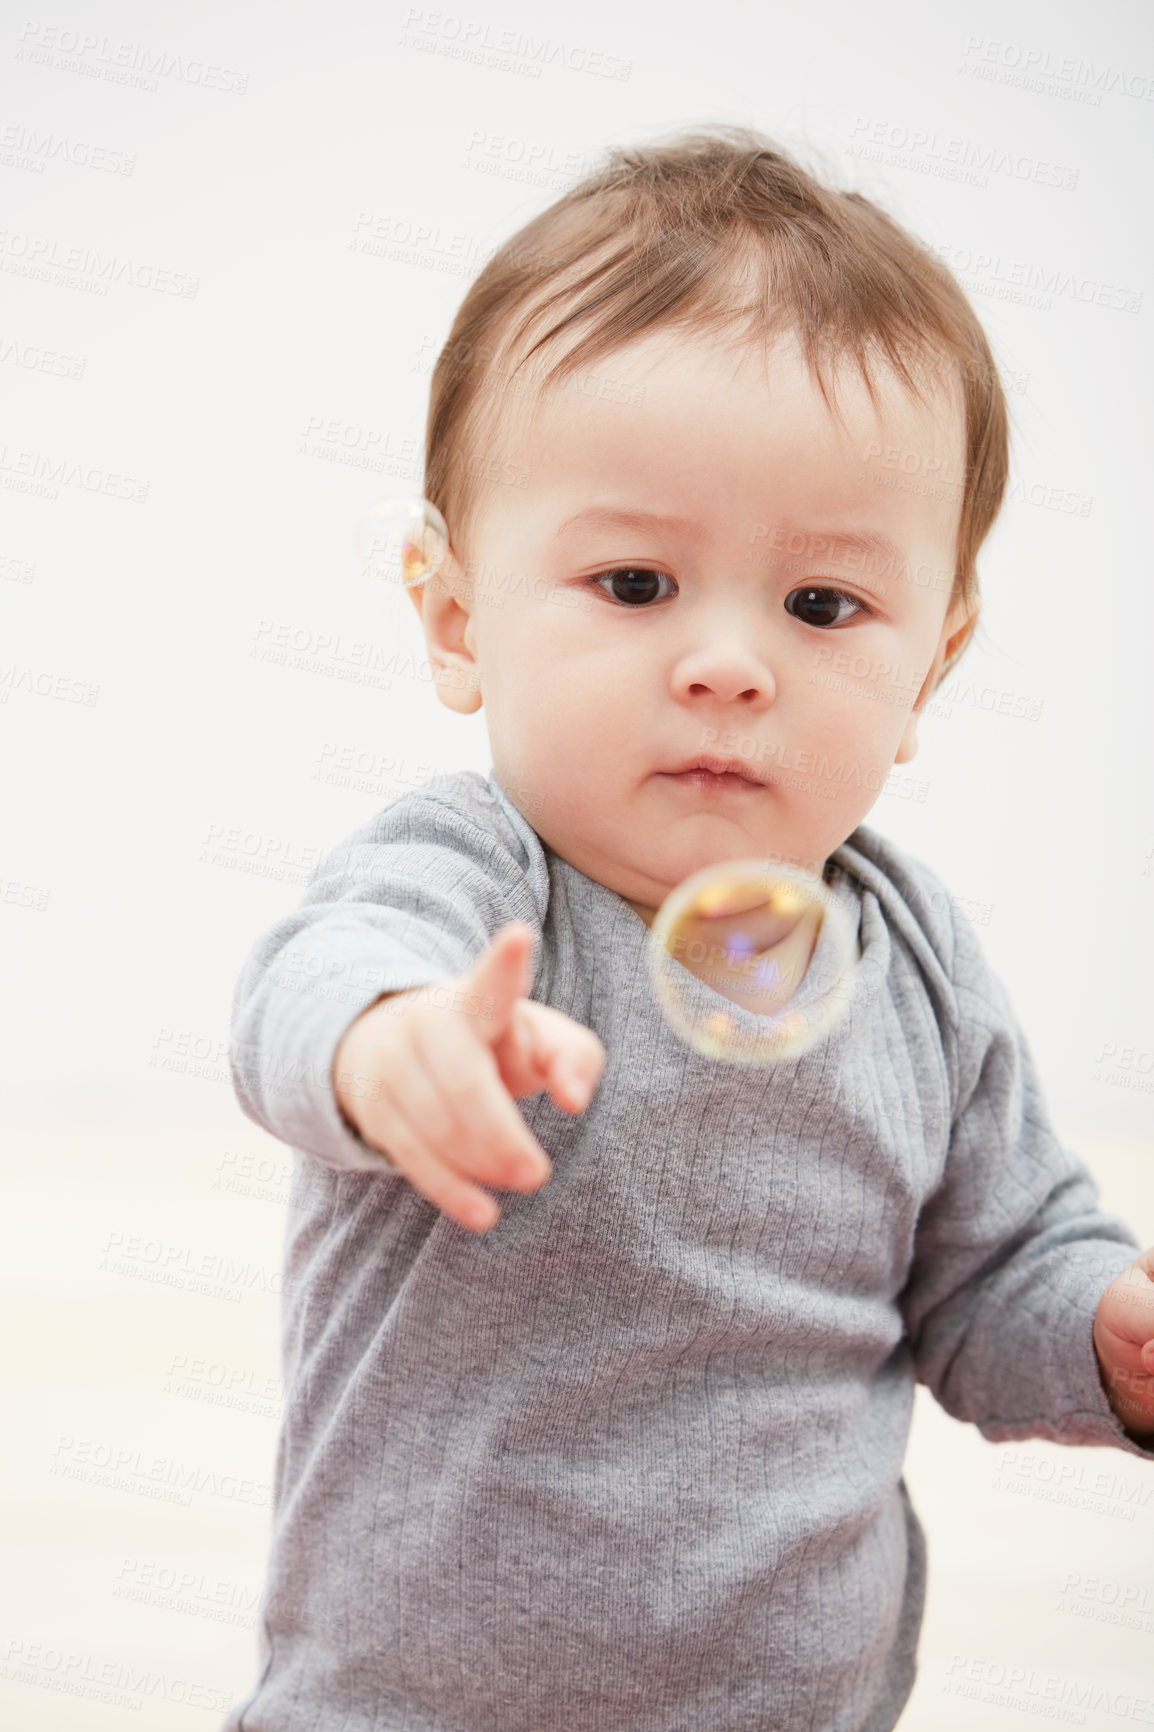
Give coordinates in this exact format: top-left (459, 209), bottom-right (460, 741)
top-left (467, 921), bottom-right (535, 1046)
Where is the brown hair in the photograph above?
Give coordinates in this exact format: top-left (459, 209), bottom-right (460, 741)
top-left (424, 123), bottom-right (1011, 681)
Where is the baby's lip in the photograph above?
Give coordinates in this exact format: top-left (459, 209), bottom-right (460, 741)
top-left (661, 754), bottom-right (767, 786)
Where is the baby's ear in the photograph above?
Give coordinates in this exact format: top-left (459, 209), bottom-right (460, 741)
top-left (922, 594), bottom-right (980, 699)
top-left (938, 603), bottom-right (980, 675)
top-left (405, 550), bottom-right (484, 716)
top-left (896, 595), bottom-right (979, 765)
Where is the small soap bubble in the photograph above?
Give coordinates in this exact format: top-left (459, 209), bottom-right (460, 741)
top-left (354, 498), bottom-right (448, 588)
top-left (647, 858), bottom-right (858, 1064)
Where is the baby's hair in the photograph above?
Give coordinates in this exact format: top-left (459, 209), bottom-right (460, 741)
top-left (425, 122), bottom-right (1010, 679)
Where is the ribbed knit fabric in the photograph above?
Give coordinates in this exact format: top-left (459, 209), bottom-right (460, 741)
top-left (223, 768), bottom-right (1153, 1732)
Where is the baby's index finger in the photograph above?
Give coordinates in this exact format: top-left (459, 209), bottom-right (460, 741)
top-left (468, 922), bottom-right (536, 1038)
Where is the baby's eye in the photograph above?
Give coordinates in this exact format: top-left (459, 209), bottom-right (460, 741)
top-left (588, 567), bottom-right (676, 607)
top-left (784, 587), bottom-right (869, 629)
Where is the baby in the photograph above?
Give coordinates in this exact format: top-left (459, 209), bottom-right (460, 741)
top-left (224, 127), bottom-right (1154, 1732)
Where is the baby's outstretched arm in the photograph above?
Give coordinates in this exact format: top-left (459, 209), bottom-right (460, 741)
top-left (333, 921), bottom-right (606, 1233)
top-left (228, 784), bottom-right (597, 1183)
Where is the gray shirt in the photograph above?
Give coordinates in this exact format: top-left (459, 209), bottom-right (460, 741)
top-left (224, 768), bottom-right (1153, 1732)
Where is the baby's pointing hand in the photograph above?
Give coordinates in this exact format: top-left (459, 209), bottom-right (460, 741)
top-left (332, 921), bottom-right (606, 1235)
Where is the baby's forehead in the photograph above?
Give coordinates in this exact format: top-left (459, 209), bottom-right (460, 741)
top-left (490, 326), bottom-right (965, 469)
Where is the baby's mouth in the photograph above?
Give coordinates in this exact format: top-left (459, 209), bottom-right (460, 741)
top-left (664, 768), bottom-right (760, 790)
top-left (660, 756), bottom-right (767, 794)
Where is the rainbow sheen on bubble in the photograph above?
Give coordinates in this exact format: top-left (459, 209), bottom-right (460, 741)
top-left (355, 498), bottom-right (448, 587)
top-left (647, 858), bottom-right (859, 1064)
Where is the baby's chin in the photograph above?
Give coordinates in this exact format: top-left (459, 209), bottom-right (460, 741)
top-left (568, 827), bottom-right (840, 918)
top-left (636, 807), bottom-right (842, 876)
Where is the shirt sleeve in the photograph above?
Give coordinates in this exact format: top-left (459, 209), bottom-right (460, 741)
top-left (897, 901), bottom-right (1154, 1461)
top-left (227, 785), bottom-right (546, 1174)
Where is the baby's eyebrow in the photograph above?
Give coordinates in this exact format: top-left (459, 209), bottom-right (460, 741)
top-left (762, 527), bottom-right (907, 571)
top-left (555, 505), bottom-right (701, 539)
top-left (555, 507), bottom-right (907, 582)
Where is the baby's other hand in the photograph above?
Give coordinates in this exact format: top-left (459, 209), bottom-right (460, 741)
top-left (1093, 1247), bottom-right (1154, 1440)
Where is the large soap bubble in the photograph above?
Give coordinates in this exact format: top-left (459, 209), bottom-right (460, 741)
top-left (647, 857), bottom-right (860, 1064)
top-left (355, 497), bottom-right (448, 587)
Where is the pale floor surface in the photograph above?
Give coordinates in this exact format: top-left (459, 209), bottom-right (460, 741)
top-left (3, 1116), bottom-right (1151, 1729)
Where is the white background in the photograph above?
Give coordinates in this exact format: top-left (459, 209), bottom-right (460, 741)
top-left (2, 0), bottom-right (1152, 1725)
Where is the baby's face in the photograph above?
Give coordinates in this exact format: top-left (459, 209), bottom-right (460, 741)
top-left (414, 326), bottom-right (971, 924)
